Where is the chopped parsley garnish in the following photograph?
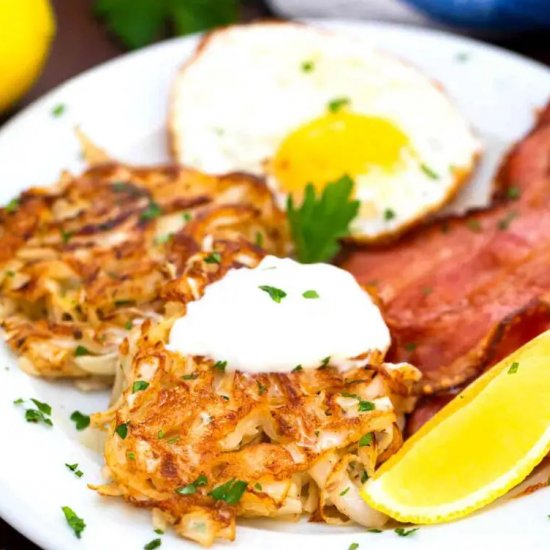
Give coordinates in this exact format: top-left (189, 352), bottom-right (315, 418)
top-left (14, 398), bottom-right (53, 426)
top-left (497, 210), bottom-right (518, 231)
top-left (65, 463), bottom-right (84, 478)
top-left (154, 528), bottom-right (164, 535)
top-left (31, 398), bottom-right (52, 415)
top-left (405, 342), bottom-right (417, 352)
top-left (349, 543), bottom-right (359, 550)
top-left (154, 233), bottom-right (172, 245)
top-left (213, 360), bottom-right (227, 372)
top-left (367, 528), bottom-right (382, 533)
top-left (302, 290), bottom-right (319, 299)
top-left (508, 361), bottom-right (519, 374)
top-left (182, 373), bottom-right (199, 380)
top-left (257, 381), bottom-right (267, 395)
top-left (5, 270), bottom-right (14, 277)
top-left (292, 365), bottom-right (303, 373)
top-left (301, 60), bottom-right (314, 72)
top-left (320, 356), bottom-right (331, 368)
top-left (115, 422), bottom-right (129, 439)
top-left (127, 451), bottom-right (136, 460)
top-left (60, 229), bottom-right (73, 244)
top-left (167, 435), bottom-right (180, 444)
top-left (254, 482), bottom-right (262, 491)
top-left (157, 430), bottom-right (165, 439)
top-left (209, 479), bottom-right (248, 504)
top-left (287, 175), bottom-right (359, 263)
top-left (6, 198), bottom-right (20, 213)
top-left (176, 474), bottom-right (208, 496)
top-left (259, 285), bottom-right (287, 303)
top-left (339, 487), bottom-right (350, 496)
top-left (124, 320), bottom-right (133, 330)
top-left (52, 103), bottom-right (66, 117)
top-left (254, 231), bottom-right (264, 247)
top-left (395, 527), bottom-right (419, 537)
top-left (114, 299), bottom-right (135, 307)
top-left (358, 401), bottom-right (375, 412)
top-left (61, 506), bottom-right (86, 539)
top-left (420, 163), bottom-right (439, 180)
top-left (70, 410), bottom-right (90, 431)
top-left (467, 219), bottom-right (482, 232)
top-left (204, 252), bottom-right (221, 264)
top-left (140, 201), bottom-right (162, 222)
top-left (358, 432), bottom-right (373, 447)
top-left (384, 208), bottom-right (396, 221)
top-left (182, 211), bottom-right (192, 222)
top-left (506, 186), bottom-right (521, 200)
top-left (132, 380), bottom-right (150, 393)
top-left (144, 538), bottom-right (162, 550)
top-left (74, 345), bottom-right (91, 357)
top-left (361, 471), bottom-right (369, 483)
top-left (327, 96), bottom-right (350, 113)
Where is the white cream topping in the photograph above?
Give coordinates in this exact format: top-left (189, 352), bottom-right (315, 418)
top-left (168, 256), bottom-right (390, 373)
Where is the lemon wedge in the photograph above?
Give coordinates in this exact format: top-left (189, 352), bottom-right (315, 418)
top-left (361, 330), bottom-right (550, 523)
top-left (0, 0), bottom-right (55, 112)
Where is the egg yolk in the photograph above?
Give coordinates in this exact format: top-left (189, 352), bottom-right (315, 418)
top-left (272, 112), bottom-right (409, 194)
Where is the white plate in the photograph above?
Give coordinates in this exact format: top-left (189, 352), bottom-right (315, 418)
top-left (0, 20), bottom-right (549, 550)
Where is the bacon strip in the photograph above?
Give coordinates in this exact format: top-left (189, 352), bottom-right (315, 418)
top-left (342, 102), bottom-right (550, 394)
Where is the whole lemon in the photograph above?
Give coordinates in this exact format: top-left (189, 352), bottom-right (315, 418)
top-left (0, 0), bottom-right (55, 112)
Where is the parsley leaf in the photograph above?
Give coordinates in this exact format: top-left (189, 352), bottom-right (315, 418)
top-left (5, 198), bottom-right (19, 213)
top-left (287, 175), bottom-right (360, 263)
top-left (70, 410), bottom-right (90, 431)
top-left (144, 539), bottom-right (162, 550)
top-left (209, 478), bottom-right (248, 504)
top-left (420, 163), bottom-right (439, 179)
top-left (95, 0), bottom-right (238, 49)
top-left (358, 400), bottom-right (375, 412)
top-left (302, 290), bottom-right (319, 299)
top-left (213, 360), bottom-right (227, 372)
top-left (14, 398), bottom-right (53, 427)
top-left (132, 380), bottom-right (150, 393)
top-left (204, 252), bottom-right (221, 264)
top-left (52, 103), bottom-right (66, 117)
top-left (327, 97), bottom-right (350, 113)
top-left (65, 463), bottom-right (84, 478)
top-left (259, 285), bottom-right (287, 303)
top-left (176, 474), bottom-right (208, 496)
top-left (140, 201), bottom-right (162, 222)
top-left (115, 422), bottom-right (129, 439)
top-left (74, 345), bottom-right (91, 357)
top-left (395, 527), bottom-right (419, 537)
top-left (349, 544), bottom-right (359, 550)
top-left (358, 432), bottom-right (373, 446)
top-left (508, 361), bottom-right (519, 374)
top-left (301, 60), bottom-right (314, 72)
top-left (61, 506), bottom-right (86, 538)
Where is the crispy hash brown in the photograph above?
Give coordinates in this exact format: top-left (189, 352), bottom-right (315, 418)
top-left (92, 244), bottom-right (420, 546)
top-left (0, 162), bottom-right (288, 381)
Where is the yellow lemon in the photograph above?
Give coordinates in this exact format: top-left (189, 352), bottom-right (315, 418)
top-left (361, 330), bottom-right (550, 523)
top-left (0, 0), bottom-right (55, 112)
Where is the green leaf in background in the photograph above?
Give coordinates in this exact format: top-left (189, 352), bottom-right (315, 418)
top-left (94, 0), bottom-right (239, 49)
top-left (168, 0), bottom-right (239, 36)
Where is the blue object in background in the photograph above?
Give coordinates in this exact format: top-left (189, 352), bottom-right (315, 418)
top-left (403, 0), bottom-right (550, 31)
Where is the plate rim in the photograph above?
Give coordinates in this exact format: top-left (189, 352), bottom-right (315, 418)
top-left (0, 18), bottom-right (549, 550)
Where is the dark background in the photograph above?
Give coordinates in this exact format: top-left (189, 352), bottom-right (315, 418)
top-left (0, 0), bottom-right (548, 548)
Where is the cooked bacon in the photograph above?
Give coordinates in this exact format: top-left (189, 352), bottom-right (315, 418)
top-left (342, 102), bottom-right (550, 393)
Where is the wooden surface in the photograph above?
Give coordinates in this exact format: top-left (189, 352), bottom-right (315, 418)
top-left (0, 0), bottom-right (548, 548)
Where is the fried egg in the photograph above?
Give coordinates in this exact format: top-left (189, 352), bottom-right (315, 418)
top-left (170, 22), bottom-right (481, 242)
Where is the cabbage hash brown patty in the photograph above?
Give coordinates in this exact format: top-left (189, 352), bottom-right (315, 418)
top-left (0, 162), bottom-right (288, 382)
top-left (92, 243), bottom-right (420, 546)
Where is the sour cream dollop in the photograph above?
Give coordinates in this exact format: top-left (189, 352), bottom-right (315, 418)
top-left (168, 255), bottom-right (390, 373)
